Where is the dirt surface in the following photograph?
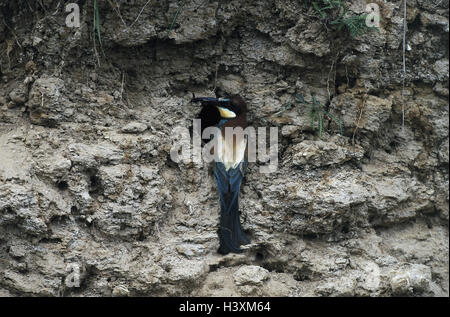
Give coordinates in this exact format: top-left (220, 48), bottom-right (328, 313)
top-left (0, 0), bottom-right (448, 296)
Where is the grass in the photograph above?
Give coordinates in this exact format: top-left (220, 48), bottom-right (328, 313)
top-left (169, 1), bottom-right (185, 32)
top-left (330, 13), bottom-right (370, 37)
top-left (276, 93), bottom-right (343, 139)
top-left (93, 0), bottom-right (102, 46)
top-left (308, 94), bottom-right (343, 138)
top-left (310, 0), bottom-right (376, 37)
top-left (92, 0), bottom-right (107, 65)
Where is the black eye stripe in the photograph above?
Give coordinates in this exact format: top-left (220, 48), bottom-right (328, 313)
top-left (218, 100), bottom-right (231, 107)
top-left (219, 104), bottom-right (236, 112)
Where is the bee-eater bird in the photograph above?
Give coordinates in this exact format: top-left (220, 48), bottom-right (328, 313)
top-left (191, 95), bottom-right (250, 254)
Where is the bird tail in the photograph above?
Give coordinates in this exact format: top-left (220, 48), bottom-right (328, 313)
top-left (214, 162), bottom-right (250, 255)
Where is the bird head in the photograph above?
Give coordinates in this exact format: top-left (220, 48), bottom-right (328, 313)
top-left (191, 94), bottom-right (247, 119)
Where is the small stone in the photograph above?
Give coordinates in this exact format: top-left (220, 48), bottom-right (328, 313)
top-left (121, 122), bottom-right (148, 134)
top-left (9, 245), bottom-right (27, 259)
top-left (438, 139), bottom-right (449, 164)
top-left (94, 93), bottom-right (114, 105)
top-left (32, 36), bottom-right (43, 46)
top-left (176, 244), bottom-right (205, 258)
top-left (281, 125), bottom-right (299, 137)
top-left (0, 289), bottom-right (12, 297)
top-left (9, 85), bottom-right (28, 105)
top-left (7, 101), bottom-right (19, 109)
top-left (433, 59), bottom-right (449, 80)
top-left (233, 265), bottom-right (270, 286)
top-left (112, 285), bottom-right (130, 297)
top-left (113, 90), bottom-right (122, 99)
top-left (90, 73), bottom-right (98, 82)
top-left (167, 259), bottom-right (208, 285)
top-left (335, 258), bottom-right (349, 265)
top-left (434, 82), bottom-right (449, 97)
top-left (14, 262), bottom-right (28, 273)
top-left (25, 61), bottom-right (37, 74)
top-left (390, 264), bottom-right (432, 295)
top-left (391, 273), bottom-right (412, 295)
top-left (24, 76), bottom-right (34, 85)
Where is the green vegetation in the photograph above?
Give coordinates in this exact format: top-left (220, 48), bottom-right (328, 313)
top-left (310, 0), bottom-right (375, 37)
top-left (276, 93), bottom-right (343, 139)
top-left (306, 94), bottom-right (343, 138)
top-left (93, 0), bottom-right (102, 46)
top-left (169, 1), bottom-right (185, 32)
top-left (92, 0), bottom-right (106, 64)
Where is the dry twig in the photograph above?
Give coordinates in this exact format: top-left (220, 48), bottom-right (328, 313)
top-left (129, 0), bottom-right (152, 28)
top-left (401, 0), bottom-right (407, 130)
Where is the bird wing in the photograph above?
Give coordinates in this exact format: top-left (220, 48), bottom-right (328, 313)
top-left (214, 160), bottom-right (249, 254)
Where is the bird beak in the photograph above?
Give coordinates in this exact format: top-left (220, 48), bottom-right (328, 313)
top-left (191, 96), bottom-right (236, 118)
top-left (190, 96), bottom-right (231, 105)
top-left (191, 96), bottom-right (219, 105)
top-left (216, 106), bottom-right (236, 118)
